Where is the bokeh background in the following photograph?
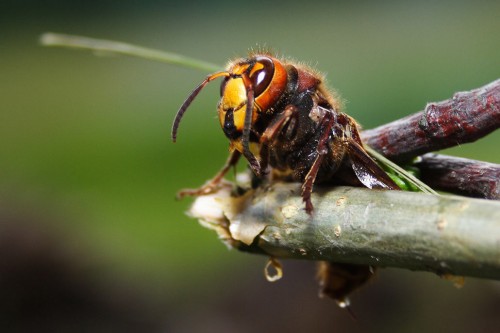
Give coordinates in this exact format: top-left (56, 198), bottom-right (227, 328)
top-left (1, 0), bottom-right (499, 332)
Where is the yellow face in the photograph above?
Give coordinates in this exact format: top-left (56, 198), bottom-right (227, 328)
top-left (217, 63), bottom-right (261, 153)
top-left (218, 77), bottom-right (248, 134)
top-left (171, 55), bottom-right (286, 161)
top-left (215, 56), bottom-right (287, 156)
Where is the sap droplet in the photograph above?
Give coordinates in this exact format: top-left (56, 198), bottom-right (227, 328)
top-left (336, 298), bottom-right (351, 308)
top-left (264, 257), bottom-right (283, 282)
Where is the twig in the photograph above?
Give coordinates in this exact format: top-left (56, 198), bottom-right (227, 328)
top-left (362, 79), bottom-right (500, 161)
top-left (190, 182), bottom-right (500, 280)
top-left (417, 154), bottom-right (500, 199)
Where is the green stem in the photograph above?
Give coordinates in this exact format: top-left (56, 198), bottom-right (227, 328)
top-left (189, 182), bottom-right (500, 280)
top-left (39, 32), bottom-right (222, 72)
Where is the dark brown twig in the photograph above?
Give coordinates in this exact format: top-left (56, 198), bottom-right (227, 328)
top-left (416, 154), bottom-right (500, 199)
top-left (362, 79), bottom-right (500, 161)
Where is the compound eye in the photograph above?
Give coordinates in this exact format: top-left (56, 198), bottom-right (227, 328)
top-left (249, 56), bottom-right (275, 96)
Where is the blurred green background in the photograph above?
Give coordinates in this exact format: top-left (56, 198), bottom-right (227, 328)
top-left (1, 0), bottom-right (499, 332)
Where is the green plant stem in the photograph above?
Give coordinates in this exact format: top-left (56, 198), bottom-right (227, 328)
top-left (39, 32), bottom-right (222, 72)
top-left (190, 182), bottom-right (500, 280)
